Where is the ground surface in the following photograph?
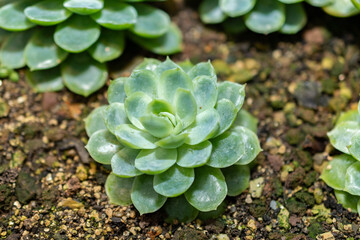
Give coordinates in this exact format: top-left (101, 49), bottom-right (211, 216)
top-left (1, 2), bottom-right (360, 240)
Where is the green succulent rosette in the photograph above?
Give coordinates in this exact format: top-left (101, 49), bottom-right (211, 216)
top-left (321, 101), bottom-right (360, 214)
top-left (199, 0), bottom-right (360, 35)
top-left (0, 0), bottom-right (182, 96)
top-left (84, 58), bottom-right (261, 222)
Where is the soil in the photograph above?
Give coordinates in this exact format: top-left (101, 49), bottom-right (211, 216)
top-left (1, 1), bottom-right (360, 240)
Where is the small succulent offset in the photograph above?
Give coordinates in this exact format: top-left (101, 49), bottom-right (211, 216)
top-left (84, 58), bottom-right (261, 222)
top-left (0, 0), bottom-right (182, 96)
top-left (199, 0), bottom-right (360, 35)
top-left (321, 101), bottom-right (360, 215)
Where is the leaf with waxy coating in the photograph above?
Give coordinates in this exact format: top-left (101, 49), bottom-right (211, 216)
top-left (114, 124), bottom-right (157, 149)
top-left (25, 67), bottom-right (64, 93)
top-left (219, 0), bottom-right (255, 17)
top-left (335, 190), bottom-right (360, 213)
top-left (222, 165), bottom-right (250, 196)
top-left (233, 126), bottom-right (262, 165)
top-left (135, 148), bottom-right (177, 174)
top-left (164, 195), bottom-right (199, 223)
top-left (177, 141), bottom-right (212, 168)
top-left (140, 115), bottom-right (174, 138)
top-left (185, 166), bottom-right (227, 212)
top-left (125, 69), bottom-right (158, 98)
top-left (147, 99), bottom-right (174, 115)
top-left (131, 175), bottom-right (167, 215)
top-left (103, 103), bottom-right (129, 135)
top-left (154, 57), bottom-right (178, 76)
top-left (217, 81), bottom-right (245, 112)
top-left (328, 121), bottom-right (360, 154)
top-left (306, 0), bottom-right (333, 7)
top-left (184, 108), bottom-right (220, 145)
top-left (0, 0), bottom-right (35, 31)
top-left (174, 89), bottom-right (197, 129)
top-left (64, 0), bottom-right (104, 15)
top-left (134, 58), bottom-right (161, 71)
top-left (188, 61), bottom-right (216, 80)
top-left (25, 28), bottom-right (68, 70)
top-left (105, 173), bottom-right (133, 206)
top-left (24, 0), bottom-right (72, 26)
top-left (349, 132), bottom-right (360, 161)
top-left (321, 154), bottom-right (356, 191)
top-left (111, 147), bottom-right (142, 178)
top-left (323, 0), bottom-right (359, 17)
top-left (280, 3), bottom-right (307, 34)
top-left (61, 53), bottom-right (107, 96)
top-left (124, 92), bottom-right (153, 129)
top-left (107, 77), bottom-right (127, 104)
top-left (155, 132), bottom-right (188, 149)
top-left (215, 99), bottom-right (237, 137)
top-left (232, 110), bottom-right (258, 133)
top-left (54, 15), bottom-right (100, 53)
top-left (192, 76), bottom-right (218, 113)
top-left (153, 165), bottom-right (194, 197)
top-left (345, 162), bottom-right (360, 196)
top-left (86, 129), bottom-right (122, 164)
top-left (84, 105), bottom-right (107, 137)
top-left (199, 0), bottom-right (227, 24)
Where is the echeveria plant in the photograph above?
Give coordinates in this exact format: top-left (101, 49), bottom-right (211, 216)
top-left (199, 0), bottom-right (360, 35)
top-left (321, 101), bottom-right (360, 215)
top-left (0, 0), bottom-right (182, 96)
top-left (84, 58), bottom-right (261, 222)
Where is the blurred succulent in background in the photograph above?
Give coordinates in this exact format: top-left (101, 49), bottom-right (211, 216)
top-left (84, 58), bottom-right (261, 222)
top-left (321, 101), bottom-right (360, 215)
top-left (199, 0), bottom-right (360, 35)
top-left (0, 0), bottom-right (182, 96)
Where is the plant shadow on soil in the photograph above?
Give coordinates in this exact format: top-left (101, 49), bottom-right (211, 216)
top-left (1, 2), bottom-right (360, 239)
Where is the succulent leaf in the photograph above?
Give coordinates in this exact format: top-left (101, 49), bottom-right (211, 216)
top-left (84, 105), bottom-right (107, 137)
top-left (192, 76), bottom-right (218, 113)
top-left (114, 124), bottom-right (158, 149)
top-left (111, 148), bottom-right (142, 178)
top-left (222, 165), bottom-right (250, 196)
top-left (0, 0), bottom-right (36, 31)
top-left (215, 99), bottom-right (237, 137)
top-left (177, 141), bottom-right (212, 168)
top-left (125, 69), bottom-right (158, 98)
top-left (217, 81), bottom-right (245, 111)
top-left (328, 121), bottom-right (360, 154)
top-left (219, 0), bottom-right (256, 17)
top-left (105, 173), bottom-right (133, 206)
top-left (174, 88), bottom-right (197, 129)
top-left (25, 67), bottom-right (64, 93)
top-left (280, 3), bottom-right (307, 34)
top-left (163, 195), bottom-right (199, 223)
top-left (124, 92), bottom-right (153, 129)
top-left (199, 0), bottom-right (227, 24)
top-left (135, 148), bottom-right (177, 174)
top-left (334, 190), bottom-right (360, 213)
top-left (103, 103), bottom-right (129, 135)
top-left (107, 77), bottom-right (127, 104)
top-left (63, 0), bottom-right (104, 15)
top-left (159, 68), bottom-right (193, 103)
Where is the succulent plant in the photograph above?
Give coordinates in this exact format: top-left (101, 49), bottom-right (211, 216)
top-left (0, 0), bottom-right (182, 96)
top-left (321, 101), bottom-right (360, 215)
top-left (84, 58), bottom-right (261, 222)
top-left (199, 0), bottom-right (360, 35)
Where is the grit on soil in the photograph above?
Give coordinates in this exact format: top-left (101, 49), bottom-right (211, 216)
top-left (1, 2), bottom-right (360, 240)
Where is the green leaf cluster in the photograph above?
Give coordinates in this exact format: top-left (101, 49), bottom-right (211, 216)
top-left (84, 58), bottom-right (261, 222)
top-left (199, 0), bottom-right (360, 35)
top-left (321, 101), bottom-right (360, 214)
top-left (0, 0), bottom-right (182, 96)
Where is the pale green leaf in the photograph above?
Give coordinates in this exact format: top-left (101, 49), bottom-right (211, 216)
top-left (155, 132), bottom-right (188, 149)
top-left (105, 173), bottom-right (133, 206)
top-left (140, 115), bottom-right (174, 138)
top-left (111, 147), bottom-right (142, 178)
top-left (114, 124), bottom-right (157, 149)
top-left (232, 109), bottom-right (258, 133)
top-left (199, 0), bottom-right (227, 24)
top-left (103, 103), bottom-right (129, 135)
top-left (217, 81), bottom-right (245, 111)
top-left (344, 162), bottom-right (360, 195)
top-left (0, 0), bottom-right (36, 31)
top-left (64, 0), bottom-right (104, 15)
top-left (192, 76), bottom-right (218, 113)
top-left (177, 141), bottom-right (212, 168)
top-left (188, 61), bottom-right (217, 80)
top-left (215, 99), bottom-right (237, 137)
top-left (134, 58), bottom-right (161, 71)
top-left (174, 88), bottom-right (197, 129)
top-left (334, 190), bottom-right (360, 213)
top-left (280, 3), bottom-right (307, 34)
top-left (135, 148), bottom-right (177, 174)
top-left (306, 0), bottom-right (333, 7)
top-left (220, 0), bottom-right (255, 17)
top-left (84, 105), bottom-right (107, 137)
top-left (107, 77), bottom-right (127, 104)
top-left (125, 69), bottom-right (158, 98)
top-left (222, 165), bottom-right (250, 196)
top-left (323, 0), bottom-right (359, 17)
top-left (328, 121), bottom-right (360, 154)
top-left (233, 126), bottom-right (262, 165)
top-left (159, 68), bottom-right (193, 103)
top-left (25, 67), bottom-right (64, 93)
top-left (349, 132), bottom-right (360, 161)
top-left (124, 92), bottom-right (152, 129)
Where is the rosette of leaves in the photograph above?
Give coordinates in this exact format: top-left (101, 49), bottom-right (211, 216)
top-left (321, 101), bottom-right (360, 215)
top-left (84, 58), bottom-right (261, 222)
top-left (0, 0), bottom-right (182, 96)
top-left (199, 0), bottom-right (360, 35)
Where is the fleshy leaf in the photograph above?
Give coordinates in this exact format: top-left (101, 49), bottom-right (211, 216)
top-left (103, 103), bottom-right (129, 135)
top-left (335, 190), bottom-right (360, 213)
top-left (114, 124), bottom-right (157, 149)
top-left (153, 165), bottom-right (194, 197)
top-left (233, 126), bottom-right (262, 165)
top-left (328, 121), bottom-right (360, 154)
top-left (111, 147), bottom-right (142, 178)
top-left (219, 0), bottom-right (255, 17)
top-left (306, 0), bottom-right (333, 7)
top-left (91, 1), bottom-right (137, 30)
top-left (232, 110), bottom-right (258, 133)
top-left (199, 0), bottom-right (227, 24)
top-left (105, 173), bottom-right (133, 206)
top-left (61, 53), bottom-right (108, 97)
top-left (177, 59), bottom-right (194, 73)
top-left (25, 28), bottom-right (68, 70)
top-left (344, 162), bottom-right (360, 196)
top-left (349, 132), bottom-right (360, 161)
top-left (185, 166), bottom-right (227, 212)
top-left (107, 77), bottom-right (127, 104)
top-left (24, 0), bottom-right (72, 26)
top-left (215, 99), bottom-right (237, 137)
top-left (154, 56), bottom-right (179, 76)
top-left (184, 109), bottom-right (220, 145)
top-left (174, 89), bottom-right (197, 129)
top-left (192, 76), bottom-right (218, 113)
top-left (177, 141), bottom-right (212, 168)
top-left (25, 67), bottom-right (64, 93)
top-left (163, 195), bottom-right (199, 223)
top-left (336, 110), bottom-right (360, 125)
top-left (135, 148), bottom-right (177, 174)
top-left (323, 0), bottom-right (359, 17)
top-left (188, 61), bottom-right (217, 80)
top-left (140, 115), bottom-right (174, 138)
top-left (54, 15), bottom-right (100, 53)
top-left (130, 24), bottom-right (182, 55)
top-left (217, 81), bottom-right (245, 111)
top-left (352, 0), bottom-right (360, 10)
top-left (320, 154), bottom-right (356, 191)
top-left (131, 175), bottom-right (167, 215)
top-left (147, 99), bottom-right (174, 115)
top-left (84, 105), bottom-right (107, 137)
top-left (88, 29), bottom-right (125, 63)
top-left (63, 0), bottom-right (104, 15)
top-left (244, 0), bottom-right (285, 34)
top-left (85, 129), bottom-right (122, 164)
top-left (134, 58), bottom-right (161, 71)
top-left (0, 30), bottom-right (33, 69)
top-left (159, 68), bottom-right (193, 104)
top-left (155, 133), bottom-right (188, 149)
top-left (125, 69), bottom-right (158, 98)
top-left (124, 92), bottom-right (152, 129)
top-left (130, 3), bottom-right (170, 38)
top-left (280, 3), bottom-right (307, 34)
top-left (222, 165), bottom-right (250, 196)
top-left (0, 0), bottom-right (36, 31)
